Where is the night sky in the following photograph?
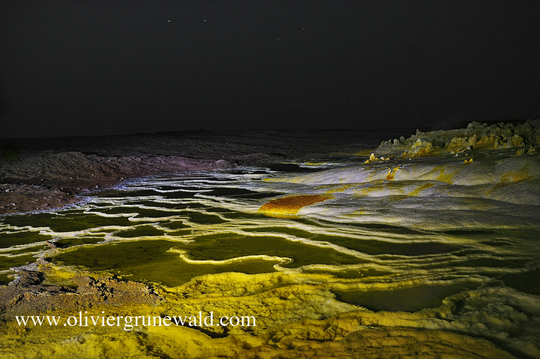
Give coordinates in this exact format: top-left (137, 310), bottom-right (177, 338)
top-left (1, 1), bottom-right (539, 138)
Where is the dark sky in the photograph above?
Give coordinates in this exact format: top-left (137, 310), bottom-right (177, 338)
top-left (1, 0), bottom-right (539, 138)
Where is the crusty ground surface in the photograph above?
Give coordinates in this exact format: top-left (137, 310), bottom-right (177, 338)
top-left (0, 128), bottom-right (522, 359)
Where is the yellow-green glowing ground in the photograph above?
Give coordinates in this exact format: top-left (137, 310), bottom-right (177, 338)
top-left (0, 267), bottom-right (522, 359)
top-left (1, 121), bottom-right (540, 358)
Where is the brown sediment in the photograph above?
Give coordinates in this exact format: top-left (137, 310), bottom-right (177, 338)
top-left (0, 153), bottom-right (232, 214)
top-left (0, 130), bottom-right (383, 215)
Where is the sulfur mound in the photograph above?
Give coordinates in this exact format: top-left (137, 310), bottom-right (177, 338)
top-left (375, 120), bottom-right (540, 158)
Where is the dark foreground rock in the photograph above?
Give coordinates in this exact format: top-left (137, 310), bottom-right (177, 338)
top-left (0, 265), bottom-right (162, 321)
